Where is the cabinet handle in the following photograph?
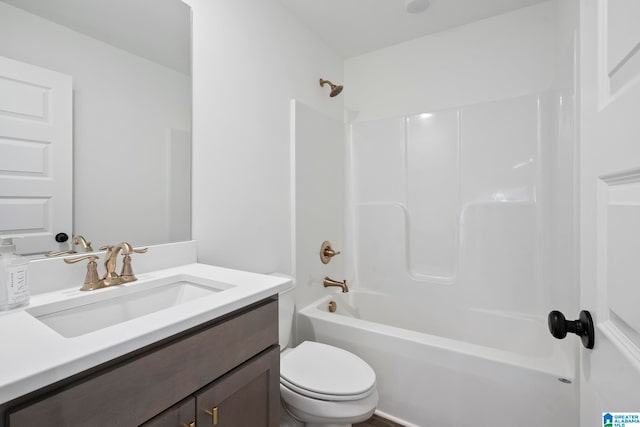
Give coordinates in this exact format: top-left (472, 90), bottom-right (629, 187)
top-left (181, 422), bottom-right (195, 427)
top-left (204, 407), bottom-right (218, 425)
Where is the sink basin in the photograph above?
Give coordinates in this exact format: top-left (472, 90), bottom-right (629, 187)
top-left (27, 275), bottom-right (234, 338)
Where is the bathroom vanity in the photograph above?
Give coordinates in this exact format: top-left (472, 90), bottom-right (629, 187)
top-left (0, 246), bottom-right (289, 427)
top-left (4, 298), bottom-right (279, 426)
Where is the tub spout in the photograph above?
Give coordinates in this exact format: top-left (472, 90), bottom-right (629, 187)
top-left (324, 277), bottom-right (349, 293)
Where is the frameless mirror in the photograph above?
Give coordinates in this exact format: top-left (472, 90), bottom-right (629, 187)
top-left (0, 0), bottom-right (191, 255)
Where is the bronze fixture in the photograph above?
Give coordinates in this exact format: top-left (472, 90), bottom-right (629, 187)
top-left (45, 249), bottom-right (77, 257)
top-left (72, 235), bottom-right (93, 252)
top-left (45, 234), bottom-right (94, 257)
top-left (319, 78), bottom-right (343, 97)
top-left (328, 300), bottom-right (337, 313)
top-left (320, 240), bottom-right (341, 264)
top-left (100, 242), bottom-right (148, 286)
top-left (323, 276), bottom-right (349, 293)
top-left (205, 407), bottom-right (219, 424)
top-left (64, 242), bottom-right (148, 291)
top-left (63, 255), bottom-right (102, 291)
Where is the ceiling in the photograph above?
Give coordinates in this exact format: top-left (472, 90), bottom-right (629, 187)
top-left (1, 0), bottom-right (191, 74)
top-left (2, 0), bottom-right (550, 72)
top-left (277, 0), bottom-right (550, 58)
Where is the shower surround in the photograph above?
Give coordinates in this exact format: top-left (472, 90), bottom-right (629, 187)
top-left (351, 93), bottom-right (559, 315)
top-left (309, 90), bottom-right (578, 425)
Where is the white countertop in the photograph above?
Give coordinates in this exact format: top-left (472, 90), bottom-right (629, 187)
top-left (0, 262), bottom-right (291, 405)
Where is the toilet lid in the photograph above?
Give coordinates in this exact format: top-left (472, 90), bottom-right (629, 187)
top-left (280, 341), bottom-right (376, 401)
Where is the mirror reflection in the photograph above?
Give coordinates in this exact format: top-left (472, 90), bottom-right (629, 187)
top-left (0, 0), bottom-right (191, 255)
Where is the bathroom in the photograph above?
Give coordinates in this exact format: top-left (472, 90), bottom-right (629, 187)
top-left (1, 0), bottom-right (640, 426)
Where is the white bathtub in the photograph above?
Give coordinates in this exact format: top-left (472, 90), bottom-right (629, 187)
top-left (297, 290), bottom-right (578, 427)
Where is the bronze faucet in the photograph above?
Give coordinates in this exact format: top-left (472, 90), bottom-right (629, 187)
top-left (323, 277), bottom-right (349, 293)
top-left (64, 242), bottom-right (147, 291)
top-left (72, 235), bottom-right (93, 252)
top-left (45, 234), bottom-right (94, 257)
top-left (100, 243), bottom-right (148, 286)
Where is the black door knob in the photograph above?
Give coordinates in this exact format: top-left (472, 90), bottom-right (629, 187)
top-left (548, 310), bottom-right (595, 349)
top-left (55, 232), bottom-right (69, 243)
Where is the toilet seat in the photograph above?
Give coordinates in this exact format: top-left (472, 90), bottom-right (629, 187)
top-left (280, 341), bottom-right (376, 401)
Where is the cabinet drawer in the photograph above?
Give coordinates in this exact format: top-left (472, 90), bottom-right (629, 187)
top-left (8, 298), bottom-right (278, 427)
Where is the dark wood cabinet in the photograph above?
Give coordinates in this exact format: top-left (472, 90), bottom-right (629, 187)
top-left (142, 397), bottom-right (196, 427)
top-left (196, 346), bottom-right (279, 427)
top-left (142, 347), bottom-right (279, 427)
top-left (3, 297), bottom-right (280, 427)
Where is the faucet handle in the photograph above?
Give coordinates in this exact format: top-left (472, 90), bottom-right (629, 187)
top-left (64, 255), bottom-right (102, 291)
top-left (45, 249), bottom-right (77, 257)
top-left (320, 241), bottom-right (341, 264)
top-left (63, 254), bottom-right (99, 264)
top-left (116, 242), bottom-right (147, 255)
top-left (119, 247), bottom-right (148, 283)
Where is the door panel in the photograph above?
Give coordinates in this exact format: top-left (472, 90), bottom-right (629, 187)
top-left (0, 55), bottom-right (72, 254)
top-left (196, 347), bottom-right (279, 427)
top-left (141, 396), bottom-right (195, 427)
top-left (580, 0), bottom-right (640, 424)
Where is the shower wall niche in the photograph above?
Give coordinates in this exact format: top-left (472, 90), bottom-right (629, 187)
top-left (350, 91), bottom-right (574, 317)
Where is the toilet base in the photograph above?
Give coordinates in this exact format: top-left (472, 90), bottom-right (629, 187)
top-left (280, 400), bottom-right (303, 427)
top-left (280, 400), bottom-right (353, 427)
top-left (280, 384), bottom-right (377, 426)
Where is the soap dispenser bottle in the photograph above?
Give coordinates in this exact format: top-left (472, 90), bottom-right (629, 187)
top-left (0, 238), bottom-right (30, 310)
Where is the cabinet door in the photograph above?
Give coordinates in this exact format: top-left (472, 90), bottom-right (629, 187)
top-left (196, 347), bottom-right (279, 427)
top-left (140, 396), bottom-right (195, 427)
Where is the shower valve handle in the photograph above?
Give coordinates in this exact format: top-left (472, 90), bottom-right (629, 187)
top-left (548, 310), bottom-right (595, 349)
top-left (320, 241), bottom-right (341, 264)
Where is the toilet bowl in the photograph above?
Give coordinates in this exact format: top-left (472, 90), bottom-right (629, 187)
top-left (274, 274), bottom-right (378, 427)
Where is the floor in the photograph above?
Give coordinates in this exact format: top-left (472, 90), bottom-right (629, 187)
top-left (354, 414), bottom-right (406, 427)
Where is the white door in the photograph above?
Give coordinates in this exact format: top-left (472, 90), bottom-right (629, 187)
top-left (580, 1), bottom-right (640, 425)
top-left (0, 56), bottom-right (72, 254)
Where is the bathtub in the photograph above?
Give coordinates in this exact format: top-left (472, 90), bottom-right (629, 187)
top-left (296, 290), bottom-right (578, 427)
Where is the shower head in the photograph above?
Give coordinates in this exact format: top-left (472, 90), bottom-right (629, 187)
top-left (319, 78), bottom-right (343, 97)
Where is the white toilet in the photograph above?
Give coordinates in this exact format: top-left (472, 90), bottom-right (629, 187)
top-left (277, 277), bottom-right (378, 427)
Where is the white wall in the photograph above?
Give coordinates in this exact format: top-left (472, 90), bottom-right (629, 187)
top-left (291, 101), bottom-right (344, 312)
top-left (344, 2), bottom-right (558, 122)
top-left (185, 0), bottom-right (343, 274)
top-left (0, 2), bottom-right (191, 248)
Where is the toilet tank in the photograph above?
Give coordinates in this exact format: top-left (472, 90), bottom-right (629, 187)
top-left (270, 273), bottom-right (295, 350)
